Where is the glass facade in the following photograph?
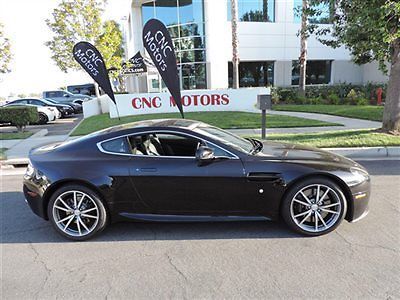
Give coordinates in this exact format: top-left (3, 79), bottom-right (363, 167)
top-left (227, 0), bottom-right (275, 22)
top-left (293, 0), bottom-right (332, 24)
top-left (142, 0), bottom-right (207, 90)
top-left (228, 61), bottom-right (274, 87)
top-left (291, 60), bottom-right (332, 85)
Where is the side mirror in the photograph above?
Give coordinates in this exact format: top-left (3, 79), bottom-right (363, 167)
top-left (195, 146), bottom-right (214, 164)
top-left (64, 94), bottom-right (70, 98)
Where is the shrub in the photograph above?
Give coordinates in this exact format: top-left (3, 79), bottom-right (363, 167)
top-left (277, 88), bottom-right (298, 103)
top-left (327, 93), bottom-right (340, 105)
top-left (0, 106), bottom-right (38, 131)
top-left (356, 98), bottom-right (368, 106)
top-left (272, 83), bottom-right (387, 105)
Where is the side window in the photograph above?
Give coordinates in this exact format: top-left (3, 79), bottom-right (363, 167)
top-left (30, 100), bottom-right (44, 106)
top-left (205, 142), bottom-right (233, 158)
top-left (101, 137), bottom-right (130, 154)
top-left (126, 132), bottom-right (234, 158)
top-left (128, 132), bottom-right (199, 157)
top-left (47, 92), bottom-right (57, 98)
top-left (17, 100), bottom-right (28, 104)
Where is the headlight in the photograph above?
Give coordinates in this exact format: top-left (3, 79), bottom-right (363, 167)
top-left (348, 167), bottom-right (370, 186)
top-left (25, 161), bottom-right (35, 178)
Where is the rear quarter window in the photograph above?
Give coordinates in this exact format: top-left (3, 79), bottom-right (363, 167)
top-left (100, 137), bottom-right (130, 154)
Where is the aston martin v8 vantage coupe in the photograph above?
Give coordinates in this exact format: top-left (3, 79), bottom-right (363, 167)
top-left (23, 119), bottom-right (370, 240)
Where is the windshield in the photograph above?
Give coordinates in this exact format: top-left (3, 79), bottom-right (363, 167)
top-left (194, 125), bottom-right (254, 153)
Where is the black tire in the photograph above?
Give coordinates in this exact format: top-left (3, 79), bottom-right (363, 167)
top-left (281, 177), bottom-right (347, 236)
top-left (47, 184), bottom-right (108, 241)
top-left (38, 112), bottom-right (49, 125)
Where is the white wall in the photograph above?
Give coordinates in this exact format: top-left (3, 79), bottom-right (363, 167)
top-left (362, 62), bottom-right (389, 84)
top-left (109, 88), bottom-right (270, 118)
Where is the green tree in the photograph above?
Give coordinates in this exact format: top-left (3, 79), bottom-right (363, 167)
top-left (45, 0), bottom-right (105, 72)
top-left (0, 22), bottom-right (12, 74)
top-left (96, 20), bottom-right (124, 78)
top-left (46, 0), bottom-right (125, 96)
top-left (314, 0), bottom-right (400, 132)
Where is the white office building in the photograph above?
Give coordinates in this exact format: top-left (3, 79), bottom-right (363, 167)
top-left (124, 0), bottom-right (388, 93)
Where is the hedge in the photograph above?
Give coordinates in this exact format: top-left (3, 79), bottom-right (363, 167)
top-left (272, 83), bottom-right (387, 105)
top-left (0, 106), bottom-right (39, 131)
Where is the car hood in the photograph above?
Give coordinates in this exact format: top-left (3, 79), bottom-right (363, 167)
top-left (254, 141), bottom-right (358, 167)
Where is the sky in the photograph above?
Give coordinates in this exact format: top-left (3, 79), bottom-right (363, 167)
top-left (0, 0), bottom-right (131, 98)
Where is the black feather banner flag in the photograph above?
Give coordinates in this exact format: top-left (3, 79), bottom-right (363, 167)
top-left (73, 41), bottom-right (116, 105)
top-left (142, 19), bottom-right (184, 118)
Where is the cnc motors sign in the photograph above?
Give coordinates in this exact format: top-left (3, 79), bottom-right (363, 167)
top-left (109, 88), bottom-right (270, 118)
top-left (142, 19), bottom-right (183, 117)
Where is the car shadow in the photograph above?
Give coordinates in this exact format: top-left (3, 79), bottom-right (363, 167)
top-left (1, 191), bottom-right (301, 244)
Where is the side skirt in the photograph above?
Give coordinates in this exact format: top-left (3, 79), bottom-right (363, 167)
top-left (119, 213), bottom-right (271, 223)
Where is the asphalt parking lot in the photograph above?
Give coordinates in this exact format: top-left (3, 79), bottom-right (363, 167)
top-left (1, 159), bottom-right (399, 299)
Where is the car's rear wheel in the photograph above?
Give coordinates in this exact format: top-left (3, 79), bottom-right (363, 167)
top-left (281, 177), bottom-right (347, 236)
top-left (47, 185), bottom-right (108, 241)
top-left (38, 112), bottom-right (48, 124)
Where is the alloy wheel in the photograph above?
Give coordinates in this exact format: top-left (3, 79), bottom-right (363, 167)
top-left (290, 184), bottom-right (342, 233)
top-left (52, 190), bottom-right (99, 237)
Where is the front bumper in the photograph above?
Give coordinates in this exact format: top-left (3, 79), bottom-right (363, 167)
top-left (23, 183), bottom-right (47, 219)
top-left (347, 179), bottom-right (371, 222)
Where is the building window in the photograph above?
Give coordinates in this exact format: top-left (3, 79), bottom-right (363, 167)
top-left (228, 0), bottom-right (275, 22)
top-left (142, 0), bottom-right (207, 90)
top-left (293, 0), bottom-right (333, 24)
top-left (291, 60), bottom-right (332, 85)
top-left (228, 61), bottom-right (274, 88)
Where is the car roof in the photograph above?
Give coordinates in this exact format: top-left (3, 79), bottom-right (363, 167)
top-left (100, 119), bottom-right (207, 135)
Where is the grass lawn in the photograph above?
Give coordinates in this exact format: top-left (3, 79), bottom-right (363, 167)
top-left (0, 131), bottom-right (33, 140)
top-left (252, 129), bottom-right (400, 148)
top-left (0, 148), bottom-right (7, 160)
top-left (71, 111), bottom-right (340, 136)
top-left (274, 105), bottom-right (383, 122)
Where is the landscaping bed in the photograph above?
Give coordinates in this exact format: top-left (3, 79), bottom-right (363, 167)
top-left (71, 111), bottom-right (340, 136)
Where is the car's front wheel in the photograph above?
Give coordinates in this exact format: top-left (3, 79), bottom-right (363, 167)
top-left (281, 177), bottom-right (347, 236)
top-left (38, 112), bottom-right (49, 125)
top-left (47, 185), bottom-right (108, 241)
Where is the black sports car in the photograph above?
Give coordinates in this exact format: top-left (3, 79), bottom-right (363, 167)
top-left (23, 119), bottom-right (370, 240)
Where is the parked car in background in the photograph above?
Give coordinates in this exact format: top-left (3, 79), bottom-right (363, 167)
top-left (2, 103), bottom-right (58, 124)
top-left (43, 90), bottom-right (91, 105)
top-left (44, 98), bottom-right (83, 114)
top-left (5, 98), bottom-right (74, 118)
top-left (67, 83), bottom-right (96, 97)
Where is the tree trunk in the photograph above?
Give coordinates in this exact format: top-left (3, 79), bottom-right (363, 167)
top-left (298, 0), bottom-right (308, 97)
top-left (382, 39), bottom-right (400, 133)
top-left (231, 0), bottom-right (239, 89)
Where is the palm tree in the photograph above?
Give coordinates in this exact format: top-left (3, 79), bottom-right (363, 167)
top-left (231, 0), bottom-right (239, 89)
top-left (298, 0), bottom-right (309, 96)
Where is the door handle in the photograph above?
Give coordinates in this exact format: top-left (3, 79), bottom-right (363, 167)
top-left (138, 167), bottom-right (158, 172)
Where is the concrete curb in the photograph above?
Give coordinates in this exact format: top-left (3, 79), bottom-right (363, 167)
top-left (324, 146), bottom-right (400, 158)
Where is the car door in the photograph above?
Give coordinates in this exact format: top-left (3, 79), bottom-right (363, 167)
top-left (127, 131), bottom-right (256, 215)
